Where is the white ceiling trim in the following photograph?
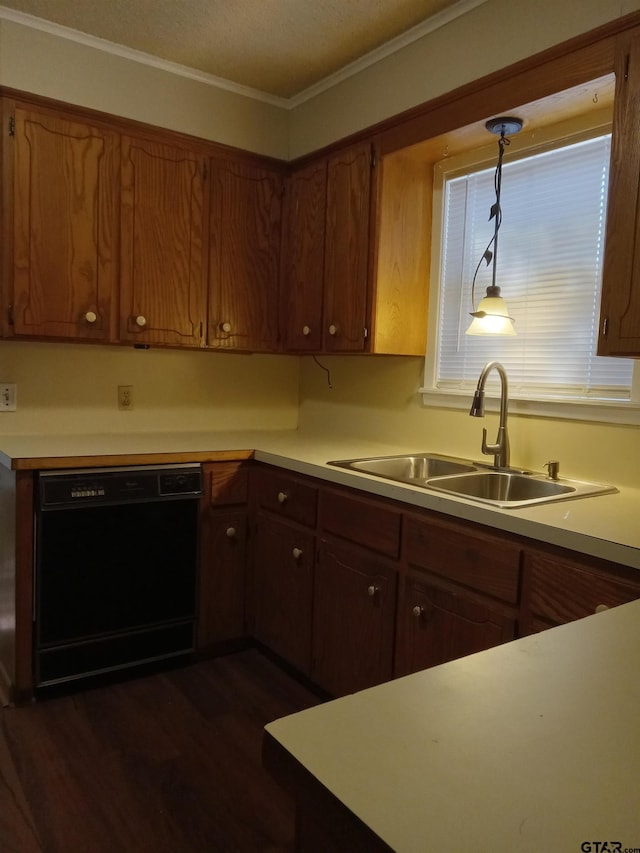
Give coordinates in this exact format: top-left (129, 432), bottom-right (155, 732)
top-left (0, 0), bottom-right (488, 110)
top-left (287, 0), bottom-right (489, 108)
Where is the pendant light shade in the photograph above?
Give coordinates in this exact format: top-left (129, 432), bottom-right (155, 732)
top-left (465, 116), bottom-right (522, 337)
top-left (466, 286), bottom-right (516, 336)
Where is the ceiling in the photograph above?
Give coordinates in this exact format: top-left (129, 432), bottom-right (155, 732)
top-left (0, 0), bottom-right (477, 101)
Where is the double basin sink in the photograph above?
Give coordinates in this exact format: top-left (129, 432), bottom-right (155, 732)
top-left (327, 453), bottom-right (617, 509)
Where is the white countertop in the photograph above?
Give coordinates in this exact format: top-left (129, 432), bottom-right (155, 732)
top-left (265, 598), bottom-right (640, 852)
top-left (0, 428), bottom-right (639, 569)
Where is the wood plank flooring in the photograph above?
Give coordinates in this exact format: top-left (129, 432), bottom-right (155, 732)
top-left (0, 649), bottom-right (323, 853)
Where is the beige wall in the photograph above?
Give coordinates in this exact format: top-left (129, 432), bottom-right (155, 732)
top-left (0, 19), bottom-right (289, 158)
top-left (297, 356), bottom-right (640, 490)
top-left (289, 0), bottom-right (640, 157)
top-left (0, 341), bottom-right (299, 436)
top-left (1, 1), bottom-right (640, 480)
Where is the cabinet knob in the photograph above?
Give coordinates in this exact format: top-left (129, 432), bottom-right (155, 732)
top-left (595, 604), bottom-right (609, 614)
top-left (135, 315), bottom-right (147, 328)
top-left (84, 310), bottom-right (98, 324)
top-left (367, 585), bottom-right (379, 597)
top-left (226, 527), bottom-right (236, 538)
top-left (292, 547), bottom-right (303, 560)
top-left (277, 491), bottom-right (288, 504)
top-left (412, 605), bottom-right (424, 618)
top-left (302, 325), bottom-right (311, 336)
top-left (220, 322), bottom-right (232, 333)
top-left (328, 323), bottom-right (338, 336)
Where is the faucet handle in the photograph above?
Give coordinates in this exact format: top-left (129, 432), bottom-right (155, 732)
top-left (544, 460), bottom-right (560, 480)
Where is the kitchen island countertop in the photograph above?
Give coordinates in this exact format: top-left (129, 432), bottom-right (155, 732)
top-left (0, 428), bottom-right (638, 569)
top-left (263, 597), bottom-right (640, 852)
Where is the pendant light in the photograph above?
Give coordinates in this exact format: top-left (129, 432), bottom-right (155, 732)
top-left (466, 116), bottom-right (523, 336)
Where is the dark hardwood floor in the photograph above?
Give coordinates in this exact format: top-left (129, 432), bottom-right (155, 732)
top-left (0, 650), bottom-right (323, 853)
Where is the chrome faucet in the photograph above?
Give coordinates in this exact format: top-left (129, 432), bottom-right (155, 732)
top-left (469, 361), bottom-right (510, 469)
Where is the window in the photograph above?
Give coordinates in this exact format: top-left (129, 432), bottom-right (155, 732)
top-left (422, 124), bottom-right (639, 423)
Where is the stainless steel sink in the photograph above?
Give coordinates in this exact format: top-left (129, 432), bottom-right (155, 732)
top-left (425, 471), bottom-right (577, 508)
top-left (328, 453), bottom-right (478, 482)
top-left (327, 453), bottom-right (617, 508)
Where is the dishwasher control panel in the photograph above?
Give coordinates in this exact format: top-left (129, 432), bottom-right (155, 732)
top-left (39, 464), bottom-right (203, 509)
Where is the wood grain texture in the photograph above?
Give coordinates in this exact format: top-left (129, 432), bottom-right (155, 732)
top-left (323, 142), bottom-right (372, 352)
top-left (598, 30), bottom-right (640, 355)
top-left (11, 106), bottom-right (118, 341)
top-left (120, 134), bottom-right (207, 347)
top-left (281, 159), bottom-right (327, 352)
top-left (10, 449), bottom-right (254, 471)
top-left (208, 158), bottom-right (283, 352)
top-left (0, 650), bottom-right (322, 853)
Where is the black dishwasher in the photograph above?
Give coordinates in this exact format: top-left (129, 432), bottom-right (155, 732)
top-left (35, 463), bottom-right (202, 690)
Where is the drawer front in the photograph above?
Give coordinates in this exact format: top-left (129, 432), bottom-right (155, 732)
top-left (320, 489), bottom-right (401, 558)
top-left (207, 462), bottom-right (249, 506)
top-left (253, 468), bottom-right (317, 528)
top-left (405, 516), bottom-right (521, 603)
top-left (527, 552), bottom-right (640, 624)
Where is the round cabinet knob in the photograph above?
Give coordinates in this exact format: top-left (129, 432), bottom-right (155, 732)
top-left (292, 547), bottom-right (303, 560)
top-left (412, 605), bottom-right (424, 617)
top-left (595, 604), bottom-right (609, 614)
top-left (135, 315), bottom-right (147, 328)
top-left (84, 311), bottom-right (97, 324)
top-left (367, 585), bottom-right (379, 597)
top-left (328, 323), bottom-right (338, 336)
top-left (226, 527), bottom-right (236, 539)
top-left (277, 491), bottom-right (288, 504)
top-left (220, 322), bottom-right (232, 333)
top-left (302, 325), bottom-right (311, 336)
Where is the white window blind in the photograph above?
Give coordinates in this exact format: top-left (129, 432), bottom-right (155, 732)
top-left (435, 133), bottom-right (633, 402)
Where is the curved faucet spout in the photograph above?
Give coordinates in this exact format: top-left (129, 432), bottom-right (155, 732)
top-left (469, 361), bottom-right (510, 469)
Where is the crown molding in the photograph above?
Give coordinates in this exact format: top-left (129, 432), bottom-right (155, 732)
top-left (0, 0), bottom-right (488, 109)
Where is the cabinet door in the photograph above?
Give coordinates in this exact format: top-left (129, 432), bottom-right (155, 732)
top-left (199, 509), bottom-right (248, 647)
top-left (282, 159), bottom-right (327, 351)
top-left (120, 135), bottom-right (207, 347)
top-left (208, 157), bottom-right (283, 351)
top-left (9, 106), bottom-right (118, 340)
top-left (252, 515), bottom-right (314, 674)
top-left (323, 142), bottom-right (373, 352)
top-left (313, 538), bottom-right (396, 697)
top-left (598, 33), bottom-right (640, 356)
top-left (525, 549), bottom-right (640, 631)
top-left (396, 577), bottom-right (516, 678)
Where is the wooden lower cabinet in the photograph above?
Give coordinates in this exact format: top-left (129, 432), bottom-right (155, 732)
top-left (524, 548), bottom-right (640, 632)
top-left (395, 576), bottom-right (516, 677)
top-left (198, 462), bottom-right (249, 649)
top-left (312, 538), bottom-right (397, 697)
top-left (252, 515), bottom-right (315, 675)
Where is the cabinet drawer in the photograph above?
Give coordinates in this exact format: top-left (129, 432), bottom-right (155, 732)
top-left (253, 468), bottom-right (317, 528)
top-left (405, 516), bottom-right (521, 604)
top-left (320, 489), bottom-right (401, 558)
top-left (527, 551), bottom-right (640, 624)
top-left (207, 462), bottom-right (248, 506)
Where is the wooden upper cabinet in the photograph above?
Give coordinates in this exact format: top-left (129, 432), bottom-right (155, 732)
top-left (208, 157), bottom-right (283, 352)
top-left (323, 142), bottom-right (374, 352)
top-left (8, 105), bottom-right (119, 341)
top-left (120, 135), bottom-right (207, 347)
top-left (599, 32), bottom-right (640, 357)
top-left (281, 159), bottom-right (327, 352)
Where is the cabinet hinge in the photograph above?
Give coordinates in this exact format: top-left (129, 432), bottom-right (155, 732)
top-left (7, 305), bottom-right (14, 326)
top-left (364, 327), bottom-right (368, 339)
top-left (625, 52), bottom-right (630, 81)
top-left (8, 116), bottom-right (15, 137)
top-left (370, 145), bottom-right (377, 168)
top-left (602, 316), bottom-right (609, 337)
